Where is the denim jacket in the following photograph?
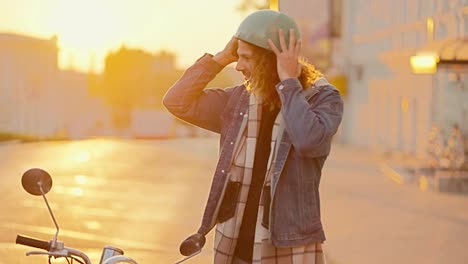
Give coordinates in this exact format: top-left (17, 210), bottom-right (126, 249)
top-left (163, 54), bottom-right (343, 247)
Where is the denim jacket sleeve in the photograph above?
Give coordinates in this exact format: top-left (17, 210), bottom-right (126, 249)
top-left (163, 54), bottom-right (237, 133)
top-left (276, 78), bottom-right (344, 157)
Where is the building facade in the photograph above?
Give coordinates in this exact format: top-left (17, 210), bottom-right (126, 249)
top-left (0, 33), bottom-right (111, 139)
top-left (0, 33), bottom-right (61, 138)
top-left (342, 0), bottom-right (467, 157)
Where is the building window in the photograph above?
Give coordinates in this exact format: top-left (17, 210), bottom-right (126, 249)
top-left (436, 21), bottom-right (448, 40)
top-left (438, 0), bottom-right (449, 13)
top-left (0, 57), bottom-right (8, 96)
top-left (416, 0), bottom-right (423, 20)
top-left (354, 65), bottom-right (364, 82)
top-left (464, 15), bottom-right (468, 35)
top-left (330, 0), bottom-right (342, 37)
top-left (428, 0), bottom-right (436, 16)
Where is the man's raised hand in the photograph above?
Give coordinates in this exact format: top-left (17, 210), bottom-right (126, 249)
top-left (213, 37), bottom-right (239, 67)
top-left (267, 28), bottom-right (302, 81)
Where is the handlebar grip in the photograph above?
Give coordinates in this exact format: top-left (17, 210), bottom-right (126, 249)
top-left (16, 234), bottom-right (50, 251)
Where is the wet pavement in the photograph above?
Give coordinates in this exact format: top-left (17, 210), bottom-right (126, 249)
top-left (0, 139), bottom-right (218, 264)
top-left (1, 138), bottom-right (468, 264)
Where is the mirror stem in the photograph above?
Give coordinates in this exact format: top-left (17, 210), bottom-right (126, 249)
top-left (39, 183), bottom-right (60, 248)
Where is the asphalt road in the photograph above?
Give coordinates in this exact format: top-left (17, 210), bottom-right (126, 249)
top-left (1, 138), bottom-right (467, 264)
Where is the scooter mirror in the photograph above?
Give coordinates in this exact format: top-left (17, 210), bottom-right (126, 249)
top-left (180, 233), bottom-right (206, 256)
top-left (21, 168), bottom-right (53, 196)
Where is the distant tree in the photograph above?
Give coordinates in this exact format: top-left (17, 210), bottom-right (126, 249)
top-left (94, 46), bottom-right (244, 129)
top-left (97, 46), bottom-right (181, 128)
top-left (147, 51), bottom-right (183, 109)
top-left (100, 47), bottom-right (152, 127)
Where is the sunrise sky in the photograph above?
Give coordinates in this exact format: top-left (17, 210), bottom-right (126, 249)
top-left (0, 0), bottom-right (247, 73)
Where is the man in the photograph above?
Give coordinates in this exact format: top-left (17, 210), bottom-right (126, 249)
top-left (164, 9), bottom-right (343, 264)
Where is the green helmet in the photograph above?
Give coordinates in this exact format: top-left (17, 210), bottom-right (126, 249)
top-left (234, 9), bottom-right (301, 51)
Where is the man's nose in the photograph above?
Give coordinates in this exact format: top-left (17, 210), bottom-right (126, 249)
top-left (235, 62), bottom-right (243, 72)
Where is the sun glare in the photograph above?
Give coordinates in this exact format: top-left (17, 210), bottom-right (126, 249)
top-left (74, 175), bottom-right (89, 185)
top-left (45, 1), bottom-right (123, 71)
top-left (1, 0), bottom-right (244, 72)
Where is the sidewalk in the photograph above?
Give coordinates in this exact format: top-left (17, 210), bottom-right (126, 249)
top-left (322, 144), bottom-right (468, 264)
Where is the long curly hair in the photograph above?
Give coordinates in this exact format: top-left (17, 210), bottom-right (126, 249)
top-left (245, 44), bottom-right (323, 110)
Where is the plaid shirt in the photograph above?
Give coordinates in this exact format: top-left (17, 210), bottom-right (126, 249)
top-left (213, 93), bottom-right (326, 264)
